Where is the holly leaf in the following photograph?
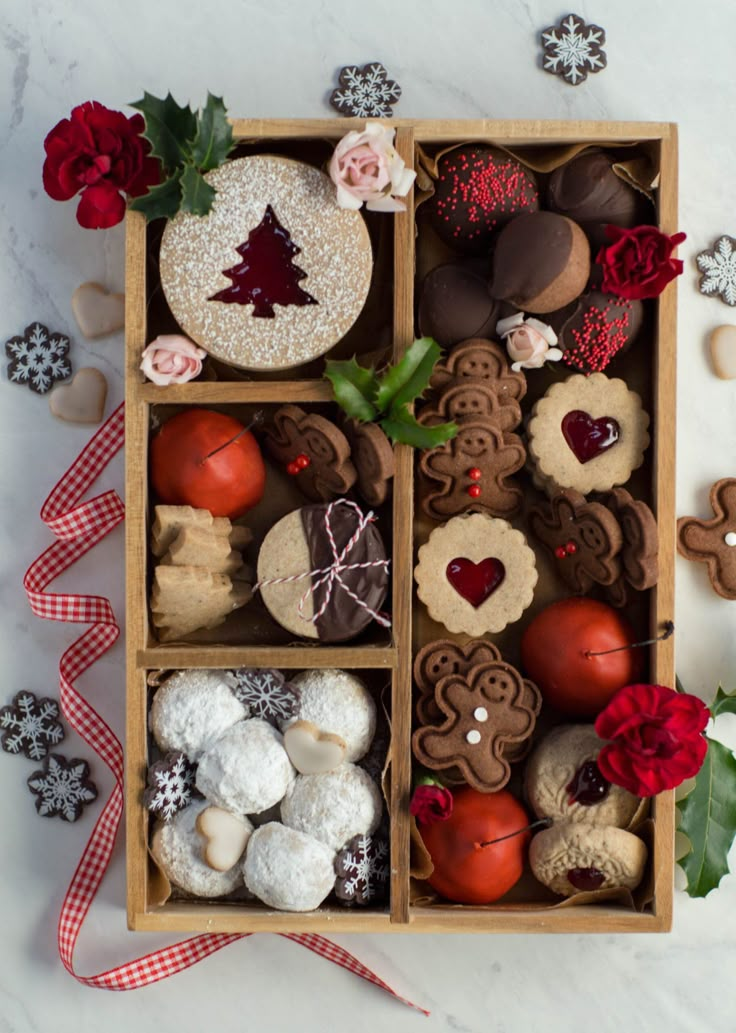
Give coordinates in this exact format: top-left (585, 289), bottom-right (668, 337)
top-left (678, 737), bottom-right (736, 897)
top-left (380, 405), bottom-right (457, 448)
top-left (324, 357), bottom-right (379, 422)
top-left (130, 92), bottom-right (197, 172)
top-left (128, 171), bottom-right (183, 221)
top-left (710, 685), bottom-right (736, 720)
top-left (180, 165), bottom-right (216, 216)
top-left (190, 93), bottom-right (233, 171)
top-left (374, 337), bottom-right (442, 414)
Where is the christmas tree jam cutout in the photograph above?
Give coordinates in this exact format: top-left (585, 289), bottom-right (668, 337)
top-left (209, 204), bottom-right (318, 318)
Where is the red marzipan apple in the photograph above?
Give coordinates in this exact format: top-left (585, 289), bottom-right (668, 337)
top-left (520, 597), bottom-right (642, 718)
top-left (150, 409), bottom-right (266, 519)
top-left (419, 787), bottom-right (530, 905)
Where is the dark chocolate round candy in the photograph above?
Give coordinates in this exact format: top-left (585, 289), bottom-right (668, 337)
top-left (418, 263), bottom-right (500, 348)
top-left (559, 291), bottom-right (644, 373)
top-left (548, 151), bottom-right (652, 252)
top-left (488, 212), bottom-right (590, 314)
top-left (428, 146), bottom-right (539, 255)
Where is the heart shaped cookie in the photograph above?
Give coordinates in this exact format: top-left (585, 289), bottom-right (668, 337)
top-left (195, 805), bottom-right (253, 871)
top-left (71, 282), bottom-right (125, 339)
top-left (284, 719), bottom-right (346, 774)
top-left (446, 557), bottom-right (505, 607)
top-left (48, 368), bottom-right (108, 424)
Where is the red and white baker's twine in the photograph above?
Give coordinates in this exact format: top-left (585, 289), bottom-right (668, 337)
top-left (22, 402), bottom-right (426, 1013)
top-left (255, 498), bottom-right (391, 629)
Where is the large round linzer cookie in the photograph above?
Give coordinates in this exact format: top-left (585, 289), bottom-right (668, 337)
top-left (159, 155), bottom-right (373, 371)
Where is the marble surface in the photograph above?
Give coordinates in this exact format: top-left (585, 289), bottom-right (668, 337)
top-left (2, 0), bottom-right (736, 1029)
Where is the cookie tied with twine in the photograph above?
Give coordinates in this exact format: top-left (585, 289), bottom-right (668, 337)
top-left (256, 499), bottom-right (390, 642)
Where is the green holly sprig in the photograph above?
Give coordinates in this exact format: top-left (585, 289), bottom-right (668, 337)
top-left (324, 338), bottom-right (457, 449)
top-left (129, 91), bottom-right (234, 221)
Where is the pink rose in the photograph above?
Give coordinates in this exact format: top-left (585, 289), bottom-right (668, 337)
top-left (329, 122), bottom-right (416, 213)
top-left (496, 313), bottom-right (562, 371)
top-left (140, 335), bottom-right (206, 385)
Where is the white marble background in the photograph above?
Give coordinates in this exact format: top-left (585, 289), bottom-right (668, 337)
top-left (1, 1), bottom-right (736, 1030)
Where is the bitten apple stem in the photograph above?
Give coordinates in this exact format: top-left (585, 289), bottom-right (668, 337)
top-left (584, 619), bottom-right (674, 659)
top-left (201, 412), bottom-right (264, 464)
top-left (479, 817), bottom-right (551, 848)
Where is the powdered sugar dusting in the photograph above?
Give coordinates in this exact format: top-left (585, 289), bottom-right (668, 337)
top-left (159, 156), bottom-right (373, 371)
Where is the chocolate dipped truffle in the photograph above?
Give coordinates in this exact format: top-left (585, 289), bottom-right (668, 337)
top-left (547, 150), bottom-right (651, 250)
top-left (428, 146), bottom-right (539, 255)
top-left (558, 291), bottom-right (644, 373)
top-left (418, 263), bottom-right (500, 348)
top-left (489, 212), bottom-right (590, 314)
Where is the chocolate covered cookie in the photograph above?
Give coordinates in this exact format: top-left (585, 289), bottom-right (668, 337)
top-left (559, 291), bottom-right (644, 373)
top-left (418, 262), bottom-right (501, 348)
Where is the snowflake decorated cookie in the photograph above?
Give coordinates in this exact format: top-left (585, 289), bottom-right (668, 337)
top-left (229, 668), bottom-right (300, 725)
top-left (696, 236), bottom-right (736, 306)
top-left (0, 691), bottom-right (64, 761)
top-left (329, 63), bottom-right (401, 118)
top-left (144, 751), bottom-right (197, 821)
top-left (540, 14), bottom-right (607, 86)
top-left (5, 323), bottom-right (72, 394)
top-left (335, 832), bottom-right (390, 906)
top-left (27, 754), bottom-right (97, 822)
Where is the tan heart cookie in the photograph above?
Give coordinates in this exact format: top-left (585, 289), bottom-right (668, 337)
top-left (71, 282), bottom-right (125, 339)
top-left (195, 805), bottom-right (253, 871)
top-left (283, 719), bottom-right (346, 774)
top-left (48, 368), bottom-right (108, 424)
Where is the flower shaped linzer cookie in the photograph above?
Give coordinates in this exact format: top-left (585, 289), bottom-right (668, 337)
top-left (677, 478), bottom-right (736, 599)
top-left (412, 662), bottom-right (538, 792)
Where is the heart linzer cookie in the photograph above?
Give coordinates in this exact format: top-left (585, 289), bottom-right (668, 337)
top-left (414, 513), bottom-right (537, 635)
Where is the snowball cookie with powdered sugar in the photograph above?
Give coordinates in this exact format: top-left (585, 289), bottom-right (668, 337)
top-left (150, 798), bottom-right (248, 897)
top-left (280, 764), bottom-right (383, 851)
top-left (243, 822), bottom-right (336, 911)
top-left (149, 669), bottom-right (247, 761)
top-left (280, 669), bottom-right (377, 763)
top-left (196, 718), bottom-right (295, 814)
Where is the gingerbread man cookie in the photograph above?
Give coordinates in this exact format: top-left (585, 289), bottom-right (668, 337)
top-left (419, 420), bottom-right (526, 521)
top-left (677, 478), bottom-right (736, 600)
top-left (413, 638), bottom-right (501, 726)
top-left (529, 489), bottom-right (623, 594)
top-left (527, 373), bottom-right (650, 494)
top-left (412, 661), bottom-right (538, 792)
top-left (342, 419), bottom-right (395, 506)
top-left (599, 488), bottom-right (659, 607)
top-left (414, 513), bottom-right (538, 635)
top-left (262, 405), bottom-right (356, 501)
top-left (418, 380), bottom-right (522, 434)
top-left (429, 338), bottom-right (527, 404)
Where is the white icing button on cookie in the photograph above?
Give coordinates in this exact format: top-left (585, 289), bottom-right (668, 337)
top-left (725, 532), bottom-right (736, 547)
top-left (466, 729), bottom-right (482, 745)
top-left (473, 707), bottom-right (489, 722)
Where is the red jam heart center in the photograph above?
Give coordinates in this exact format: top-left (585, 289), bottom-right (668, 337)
top-left (566, 760), bottom-right (611, 806)
top-left (561, 410), bottom-right (620, 464)
top-left (567, 867), bottom-right (606, 892)
top-left (446, 557), bottom-right (505, 608)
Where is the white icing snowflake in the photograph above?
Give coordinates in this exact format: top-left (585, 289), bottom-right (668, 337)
top-left (541, 15), bottom-right (607, 86)
top-left (27, 755), bottom-right (97, 822)
top-left (5, 322), bottom-right (72, 394)
top-left (330, 63), bottom-right (402, 118)
top-left (0, 692), bottom-right (65, 760)
top-left (144, 751), bottom-right (197, 821)
top-left (229, 667), bottom-right (299, 723)
top-left (335, 834), bottom-right (390, 904)
top-left (697, 236), bottom-right (736, 306)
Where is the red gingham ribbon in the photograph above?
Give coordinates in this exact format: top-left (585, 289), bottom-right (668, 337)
top-left (22, 401), bottom-right (427, 1014)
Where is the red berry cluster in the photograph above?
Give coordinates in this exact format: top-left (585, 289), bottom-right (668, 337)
top-left (286, 453), bottom-right (311, 476)
top-left (554, 540), bottom-right (578, 559)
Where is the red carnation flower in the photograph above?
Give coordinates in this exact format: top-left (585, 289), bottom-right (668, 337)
top-left (42, 101), bottom-right (160, 229)
top-left (596, 225), bottom-right (686, 301)
top-left (594, 683), bottom-right (709, 797)
top-left (409, 784), bottom-right (453, 825)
